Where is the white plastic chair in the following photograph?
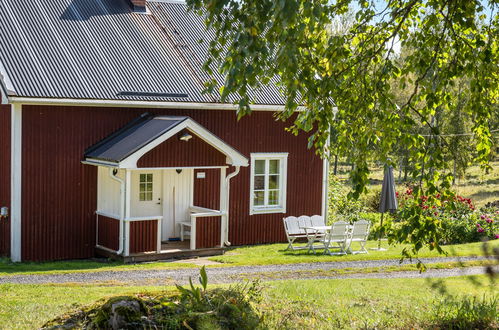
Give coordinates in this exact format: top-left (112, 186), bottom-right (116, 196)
top-left (283, 216), bottom-right (308, 250)
top-left (302, 215), bottom-right (327, 253)
top-left (349, 220), bottom-right (371, 254)
top-left (323, 221), bottom-right (350, 255)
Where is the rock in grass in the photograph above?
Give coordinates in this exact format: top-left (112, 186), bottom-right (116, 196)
top-left (108, 299), bottom-right (141, 329)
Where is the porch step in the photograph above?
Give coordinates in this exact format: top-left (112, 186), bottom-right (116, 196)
top-left (95, 246), bottom-right (224, 263)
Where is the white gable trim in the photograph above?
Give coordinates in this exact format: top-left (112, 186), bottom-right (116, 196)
top-left (0, 61), bottom-right (16, 105)
top-left (119, 118), bottom-right (248, 168)
top-left (0, 86), bottom-right (7, 105)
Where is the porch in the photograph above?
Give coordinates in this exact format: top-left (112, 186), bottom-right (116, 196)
top-left (96, 240), bottom-right (224, 263)
top-left (83, 115), bottom-right (248, 261)
top-left (95, 204), bottom-right (227, 260)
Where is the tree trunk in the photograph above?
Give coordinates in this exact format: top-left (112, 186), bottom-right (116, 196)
top-left (333, 154), bottom-right (338, 175)
top-left (398, 159), bottom-right (403, 182)
top-left (452, 159), bottom-right (457, 185)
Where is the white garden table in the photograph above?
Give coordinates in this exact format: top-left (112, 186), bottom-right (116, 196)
top-left (301, 225), bottom-right (354, 254)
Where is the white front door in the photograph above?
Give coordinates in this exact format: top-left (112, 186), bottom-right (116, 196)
top-left (162, 169), bottom-right (193, 241)
top-left (130, 170), bottom-right (163, 217)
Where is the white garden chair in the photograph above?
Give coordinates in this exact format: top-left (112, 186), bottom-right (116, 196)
top-left (323, 221), bottom-right (350, 255)
top-left (349, 220), bottom-right (371, 254)
top-left (302, 215), bottom-right (327, 253)
top-left (283, 216), bottom-right (309, 250)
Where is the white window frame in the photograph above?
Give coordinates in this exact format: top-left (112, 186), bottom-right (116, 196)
top-left (249, 153), bottom-right (288, 215)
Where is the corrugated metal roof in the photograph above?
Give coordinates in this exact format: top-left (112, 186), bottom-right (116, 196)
top-left (85, 114), bottom-right (188, 162)
top-left (0, 0), bottom-right (284, 105)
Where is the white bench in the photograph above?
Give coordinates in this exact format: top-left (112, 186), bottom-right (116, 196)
top-left (178, 221), bottom-right (192, 241)
top-left (283, 215), bottom-right (325, 250)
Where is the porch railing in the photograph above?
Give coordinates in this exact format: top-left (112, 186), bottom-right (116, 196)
top-left (95, 211), bottom-right (162, 255)
top-left (188, 206), bottom-right (226, 250)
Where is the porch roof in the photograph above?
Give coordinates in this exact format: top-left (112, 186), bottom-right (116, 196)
top-left (83, 114), bottom-right (248, 168)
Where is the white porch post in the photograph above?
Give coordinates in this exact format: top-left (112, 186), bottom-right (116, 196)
top-left (10, 103), bottom-right (22, 262)
top-left (124, 169), bottom-right (131, 256)
top-left (156, 218), bottom-right (162, 253)
top-left (190, 216), bottom-right (196, 250)
top-left (219, 167), bottom-right (227, 247)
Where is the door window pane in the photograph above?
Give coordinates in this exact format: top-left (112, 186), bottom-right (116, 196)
top-left (139, 173), bottom-right (153, 201)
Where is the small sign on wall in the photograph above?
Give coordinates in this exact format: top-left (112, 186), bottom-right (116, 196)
top-left (196, 172), bottom-right (206, 179)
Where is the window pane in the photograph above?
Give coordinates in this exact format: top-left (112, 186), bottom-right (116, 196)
top-left (269, 175), bottom-right (279, 189)
top-left (140, 174), bottom-right (146, 182)
top-left (254, 160), bottom-right (265, 175)
top-left (146, 183), bottom-right (153, 192)
top-left (268, 190), bottom-right (279, 205)
top-left (139, 183), bottom-right (146, 192)
top-left (253, 191), bottom-right (264, 206)
top-left (146, 174), bottom-right (153, 182)
top-left (146, 192), bottom-right (153, 201)
top-left (269, 160), bottom-right (280, 174)
top-left (139, 192), bottom-right (145, 201)
top-left (254, 175), bottom-right (265, 190)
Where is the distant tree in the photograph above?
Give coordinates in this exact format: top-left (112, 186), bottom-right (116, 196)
top-left (187, 0), bottom-right (498, 259)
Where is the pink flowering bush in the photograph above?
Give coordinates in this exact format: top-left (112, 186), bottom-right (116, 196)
top-left (395, 189), bottom-right (498, 244)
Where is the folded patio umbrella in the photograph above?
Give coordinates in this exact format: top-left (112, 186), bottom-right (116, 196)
top-left (373, 165), bottom-right (398, 251)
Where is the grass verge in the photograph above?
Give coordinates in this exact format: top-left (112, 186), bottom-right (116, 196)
top-left (231, 260), bottom-right (493, 282)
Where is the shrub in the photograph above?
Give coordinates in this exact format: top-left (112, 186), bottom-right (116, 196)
top-left (328, 174), bottom-right (366, 223)
top-left (360, 188), bottom-right (382, 213)
top-left (394, 189), bottom-right (498, 245)
top-left (358, 212), bottom-right (393, 240)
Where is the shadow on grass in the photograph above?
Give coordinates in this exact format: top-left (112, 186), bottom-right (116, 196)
top-left (468, 189), bottom-right (499, 201)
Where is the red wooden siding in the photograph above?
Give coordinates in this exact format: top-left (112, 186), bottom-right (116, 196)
top-left (97, 215), bottom-right (119, 251)
top-left (129, 220), bottom-right (157, 253)
top-left (194, 169), bottom-right (221, 248)
top-left (0, 106), bottom-right (10, 257)
top-left (138, 132), bottom-right (227, 168)
top-left (196, 217), bottom-right (221, 248)
top-left (21, 106), bottom-right (322, 261)
top-left (21, 106), bottom-right (136, 261)
top-left (193, 169), bottom-right (220, 210)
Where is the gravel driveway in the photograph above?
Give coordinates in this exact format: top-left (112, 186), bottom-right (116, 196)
top-left (0, 256), bottom-right (493, 285)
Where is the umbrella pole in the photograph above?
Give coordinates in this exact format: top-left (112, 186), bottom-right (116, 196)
top-left (371, 212), bottom-right (387, 251)
top-left (378, 213), bottom-right (384, 250)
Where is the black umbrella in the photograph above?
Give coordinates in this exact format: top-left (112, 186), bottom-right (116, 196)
top-left (374, 165), bottom-right (398, 250)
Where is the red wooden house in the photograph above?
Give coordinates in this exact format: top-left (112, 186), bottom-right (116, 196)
top-left (0, 0), bottom-right (327, 262)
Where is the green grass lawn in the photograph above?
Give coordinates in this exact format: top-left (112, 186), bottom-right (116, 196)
top-left (259, 276), bottom-right (497, 329)
top-left (208, 240), bottom-right (497, 266)
top-left (0, 275), bottom-right (496, 329)
top-left (0, 241), bottom-right (494, 276)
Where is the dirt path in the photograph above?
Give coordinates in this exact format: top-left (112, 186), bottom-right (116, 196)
top-left (0, 256), bottom-right (493, 285)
